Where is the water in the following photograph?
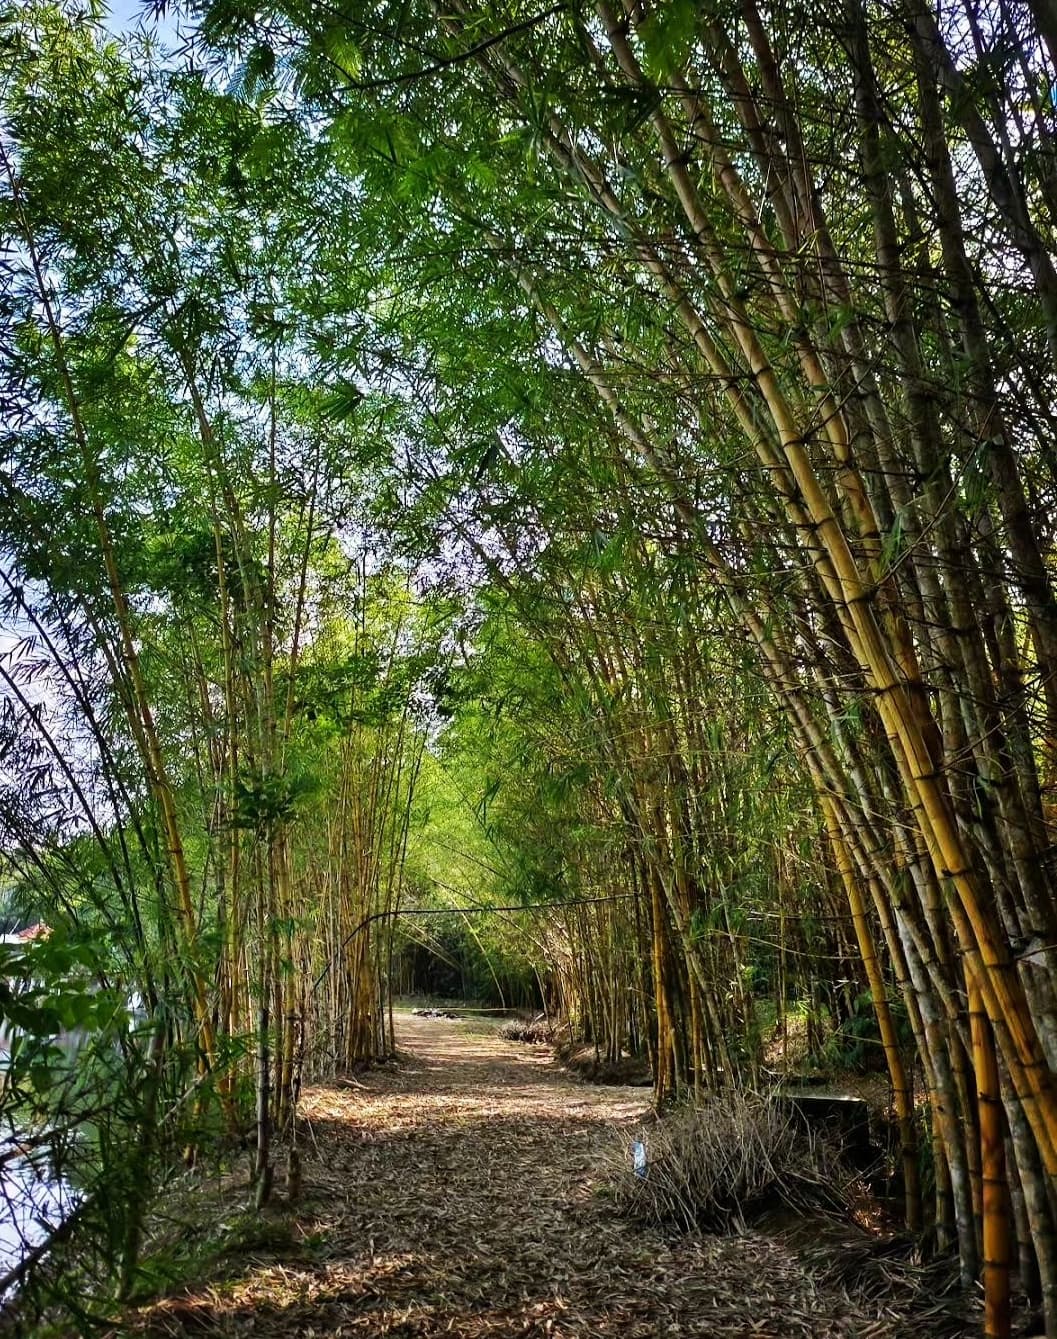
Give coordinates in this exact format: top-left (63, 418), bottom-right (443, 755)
top-left (0, 1022), bottom-right (84, 1293)
top-left (0, 1149), bottom-right (77, 1287)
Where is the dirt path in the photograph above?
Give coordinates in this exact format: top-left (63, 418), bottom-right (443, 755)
top-left (130, 1014), bottom-right (963, 1338)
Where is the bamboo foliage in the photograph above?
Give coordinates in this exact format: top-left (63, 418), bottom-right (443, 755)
top-left (203, 0), bottom-right (1057, 1324)
top-left (0, 1), bottom-right (434, 1233)
top-left (4, 1), bottom-right (1057, 1330)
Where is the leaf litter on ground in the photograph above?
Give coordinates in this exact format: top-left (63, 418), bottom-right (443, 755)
top-left (111, 1013), bottom-right (976, 1338)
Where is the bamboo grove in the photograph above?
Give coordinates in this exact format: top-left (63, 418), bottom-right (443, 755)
top-left (0, 8), bottom-right (436, 1296)
top-left (3, 0), bottom-right (1057, 1335)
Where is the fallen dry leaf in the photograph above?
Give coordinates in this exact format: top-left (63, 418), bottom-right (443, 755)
top-left (114, 1014), bottom-right (975, 1339)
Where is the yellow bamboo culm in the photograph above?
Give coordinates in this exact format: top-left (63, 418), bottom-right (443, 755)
top-left (970, 974), bottom-right (1012, 1339)
top-left (821, 799), bottom-right (921, 1231)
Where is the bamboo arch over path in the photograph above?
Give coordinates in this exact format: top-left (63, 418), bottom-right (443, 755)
top-left (309, 892), bottom-right (639, 998)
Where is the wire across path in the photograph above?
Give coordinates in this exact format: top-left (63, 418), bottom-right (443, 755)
top-left (121, 1013), bottom-right (956, 1338)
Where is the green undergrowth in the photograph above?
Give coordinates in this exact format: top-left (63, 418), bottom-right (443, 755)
top-left (16, 1168), bottom-right (323, 1339)
top-left (116, 1168), bottom-right (326, 1327)
top-left (129, 1196), bottom-right (301, 1303)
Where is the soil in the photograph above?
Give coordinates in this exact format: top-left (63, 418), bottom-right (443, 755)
top-left (118, 1013), bottom-right (973, 1338)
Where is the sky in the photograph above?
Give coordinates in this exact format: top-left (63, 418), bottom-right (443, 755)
top-left (101, 0), bottom-right (184, 44)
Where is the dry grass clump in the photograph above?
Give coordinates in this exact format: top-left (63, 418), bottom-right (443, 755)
top-left (609, 1089), bottom-right (851, 1234)
top-left (497, 1014), bottom-right (554, 1044)
top-left (557, 1040), bottom-right (652, 1086)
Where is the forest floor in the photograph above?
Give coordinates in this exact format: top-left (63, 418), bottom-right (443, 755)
top-left (117, 1013), bottom-right (974, 1339)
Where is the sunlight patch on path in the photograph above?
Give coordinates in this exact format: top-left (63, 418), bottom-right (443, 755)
top-left (120, 1011), bottom-right (947, 1338)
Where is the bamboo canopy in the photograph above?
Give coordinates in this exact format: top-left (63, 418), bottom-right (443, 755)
top-left (2, 1), bottom-right (1057, 1333)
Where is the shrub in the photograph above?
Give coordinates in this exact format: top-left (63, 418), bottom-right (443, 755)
top-left (609, 1089), bottom-right (850, 1233)
top-left (497, 1014), bottom-right (554, 1044)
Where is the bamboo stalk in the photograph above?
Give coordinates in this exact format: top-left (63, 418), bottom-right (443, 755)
top-left (971, 975), bottom-right (1013, 1339)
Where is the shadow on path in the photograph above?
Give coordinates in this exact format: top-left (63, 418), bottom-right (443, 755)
top-left (118, 1013), bottom-right (954, 1338)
